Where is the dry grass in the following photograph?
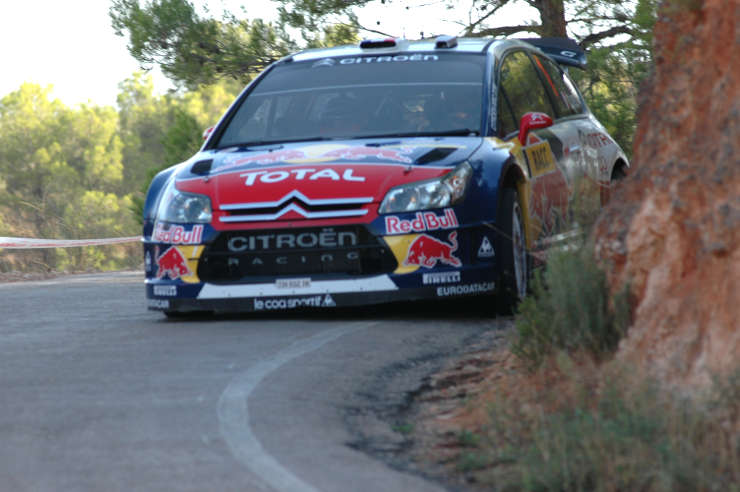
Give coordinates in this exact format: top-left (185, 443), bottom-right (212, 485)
top-left (451, 358), bottom-right (739, 491)
top-left (419, 232), bottom-right (738, 491)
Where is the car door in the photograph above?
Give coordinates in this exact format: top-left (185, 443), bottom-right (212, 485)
top-left (496, 50), bottom-right (574, 254)
top-left (529, 53), bottom-right (603, 221)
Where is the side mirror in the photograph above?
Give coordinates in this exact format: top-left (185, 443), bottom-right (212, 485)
top-left (202, 126), bottom-right (214, 140)
top-left (518, 112), bottom-right (553, 145)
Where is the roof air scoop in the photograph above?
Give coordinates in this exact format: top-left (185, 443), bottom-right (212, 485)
top-left (360, 38), bottom-right (399, 49)
top-left (435, 35), bottom-right (458, 49)
top-left (191, 159), bottom-right (213, 176)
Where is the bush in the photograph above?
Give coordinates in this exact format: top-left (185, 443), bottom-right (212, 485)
top-left (459, 366), bottom-right (740, 492)
top-left (512, 242), bottom-right (631, 368)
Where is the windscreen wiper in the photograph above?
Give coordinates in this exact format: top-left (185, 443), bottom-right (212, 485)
top-left (216, 136), bottom-right (336, 150)
top-left (356, 129), bottom-right (480, 140)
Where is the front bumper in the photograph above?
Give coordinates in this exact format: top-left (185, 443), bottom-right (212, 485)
top-left (146, 272), bottom-right (495, 313)
top-left (143, 216), bottom-right (500, 313)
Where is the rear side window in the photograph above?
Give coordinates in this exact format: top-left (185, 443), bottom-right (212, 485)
top-left (532, 54), bottom-right (584, 117)
top-left (497, 51), bottom-right (555, 136)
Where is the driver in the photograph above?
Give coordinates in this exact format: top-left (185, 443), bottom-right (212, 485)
top-left (401, 97), bottom-right (431, 132)
top-left (439, 90), bottom-right (479, 131)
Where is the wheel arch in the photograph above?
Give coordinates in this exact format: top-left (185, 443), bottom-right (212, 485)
top-left (601, 157), bottom-right (629, 206)
top-left (497, 160), bottom-right (532, 249)
top-left (611, 158), bottom-right (629, 181)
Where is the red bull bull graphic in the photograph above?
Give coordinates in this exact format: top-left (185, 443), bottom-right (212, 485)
top-left (385, 209), bottom-right (458, 235)
top-left (320, 146), bottom-right (413, 164)
top-left (153, 223), bottom-right (204, 244)
top-left (404, 231), bottom-right (461, 268)
top-left (218, 144), bottom-right (418, 173)
top-left (156, 246), bottom-right (191, 280)
top-left (222, 149), bottom-right (308, 170)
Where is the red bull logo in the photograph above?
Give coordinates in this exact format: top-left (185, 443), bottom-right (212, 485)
top-left (404, 231), bottom-right (461, 268)
top-left (156, 246), bottom-right (191, 280)
top-left (218, 144), bottom-right (417, 173)
top-left (321, 146), bottom-right (413, 164)
top-left (153, 223), bottom-right (204, 244)
top-left (223, 149), bottom-right (308, 170)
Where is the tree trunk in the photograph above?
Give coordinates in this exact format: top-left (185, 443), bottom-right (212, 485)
top-left (534, 0), bottom-right (567, 37)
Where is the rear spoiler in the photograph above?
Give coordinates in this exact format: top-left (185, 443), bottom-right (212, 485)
top-left (520, 37), bottom-right (587, 69)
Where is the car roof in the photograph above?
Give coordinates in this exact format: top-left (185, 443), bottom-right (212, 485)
top-left (287, 37), bottom-right (586, 69)
top-left (289, 37), bottom-right (510, 62)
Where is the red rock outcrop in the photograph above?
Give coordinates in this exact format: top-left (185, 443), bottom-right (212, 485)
top-left (594, 0), bottom-right (739, 388)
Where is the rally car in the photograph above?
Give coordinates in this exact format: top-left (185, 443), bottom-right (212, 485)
top-left (142, 36), bottom-right (628, 315)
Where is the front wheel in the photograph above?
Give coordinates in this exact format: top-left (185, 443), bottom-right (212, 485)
top-left (495, 188), bottom-right (529, 313)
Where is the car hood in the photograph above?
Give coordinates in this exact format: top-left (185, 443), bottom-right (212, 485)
top-left (175, 138), bottom-right (482, 225)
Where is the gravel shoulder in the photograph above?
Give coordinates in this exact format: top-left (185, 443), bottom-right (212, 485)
top-left (345, 320), bottom-right (516, 490)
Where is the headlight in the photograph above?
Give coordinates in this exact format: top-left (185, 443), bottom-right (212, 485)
top-left (378, 161), bottom-right (472, 214)
top-left (155, 179), bottom-right (212, 223)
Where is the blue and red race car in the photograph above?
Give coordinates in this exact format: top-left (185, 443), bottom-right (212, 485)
top-left (142, 36), bottom-right (628, 315)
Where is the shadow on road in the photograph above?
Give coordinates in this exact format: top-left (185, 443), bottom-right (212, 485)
top-left (160, 296), bottom-right (504, 323)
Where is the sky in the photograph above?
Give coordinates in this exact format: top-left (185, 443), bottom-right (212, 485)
top-left (0, 0), bottom-right (533, 108)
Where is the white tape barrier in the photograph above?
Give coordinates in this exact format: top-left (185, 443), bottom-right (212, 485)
top-left (0, 236), bottom-right (141, 249)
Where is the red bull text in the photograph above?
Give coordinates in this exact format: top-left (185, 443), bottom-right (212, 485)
top-left (385, 209), bottom-right (458, 235)
top-left (153, 223), bottom-right (204, 245)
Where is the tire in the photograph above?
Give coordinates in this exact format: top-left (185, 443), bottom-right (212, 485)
top-left (495, 188), bottom-right (529, 314)
top-left (164, 310), bottom-right (185, 319)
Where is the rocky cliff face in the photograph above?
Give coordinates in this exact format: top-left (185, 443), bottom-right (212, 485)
top-left (594, 0), bottom-right (739, 388)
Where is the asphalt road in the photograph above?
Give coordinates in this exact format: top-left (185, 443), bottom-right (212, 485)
top-left (0, 272), bottom-right (502, 492)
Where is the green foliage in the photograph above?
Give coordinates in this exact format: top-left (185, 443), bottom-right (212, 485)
top-left (0, 70), bottom-right (240, 272)
top-left (162, 107), bottom-right (202, 165)
top-left (303, 23), bottom-right (360, 49)
top-left (109, 0), bottom-right (358, 88)
top-left (119, 74), bottom-right (240, 223)
top-left (109, 1), bottom-right (654, 165)
top-left (457, 452), bottom-right (490, 472)
top-left (574, 50), bottom-right (640, 158)
top-left (57, 192), bottom-right (139, 271)
top-left (571, 0), bottom-right (657, 158)
top-left (117, 72), bottom-right (171, 187)
top-left (512, 242), bottom-right (630, 368)
top-left (458, 429), bottom-right (481, 447)
top-left (110, 0), bottom-right (297, 88)
top-left (460, 368), bottom-right (739, 491)
top-left (392, 422), bottom-right (414, 434)
top-left (0, 84), bottom-right (137, 271)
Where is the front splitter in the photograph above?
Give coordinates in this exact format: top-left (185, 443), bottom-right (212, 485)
top-left (148, 282), bottom-right (495, 314)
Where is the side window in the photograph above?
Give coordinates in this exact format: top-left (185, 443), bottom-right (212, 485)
top-left (497, 87), bottom-right (518, 137)
top-left (532, 54), bottom-right (584, 116)
top-left (498, 51), bottom-right (555, 129)
top-left (561, 71), bottom-right (585, 114)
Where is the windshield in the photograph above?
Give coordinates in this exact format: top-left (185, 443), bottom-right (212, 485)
top-left (216, 53), bottom-right (486, 147)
